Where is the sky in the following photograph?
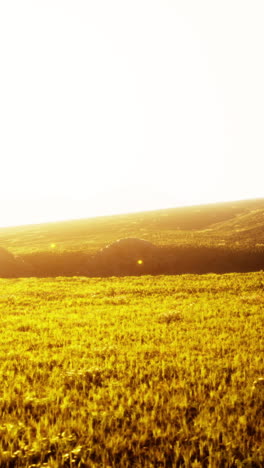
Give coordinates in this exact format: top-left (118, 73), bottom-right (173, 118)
top-left (0, 0), bottom-right (264, 227)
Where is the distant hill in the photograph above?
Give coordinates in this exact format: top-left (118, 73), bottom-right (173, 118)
top-left (207, 207), bottom-right (264, 243)
top-left (0, 198), bottom-right (264, 277)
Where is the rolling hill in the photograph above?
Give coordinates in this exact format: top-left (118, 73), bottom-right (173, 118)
top-left (0, 198), bottom-right (264, 277)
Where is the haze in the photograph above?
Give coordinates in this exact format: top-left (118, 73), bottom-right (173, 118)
top-left (1, 0), bottom-right (263, 227)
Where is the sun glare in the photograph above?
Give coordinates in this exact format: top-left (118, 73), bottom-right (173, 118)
top-left (137, 260), bottom-right (143, 265)
top-left (0, 1), bottom-right (263, 228)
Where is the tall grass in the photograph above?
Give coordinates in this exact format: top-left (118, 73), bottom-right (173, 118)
top-left (0, 272), bottom-right (263, 466)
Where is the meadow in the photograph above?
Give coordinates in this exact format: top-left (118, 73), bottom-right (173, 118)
top-left (0, 272), bottom-right (264, 467)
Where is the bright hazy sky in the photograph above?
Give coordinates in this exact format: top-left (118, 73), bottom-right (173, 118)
top-left (1, 0), bottom-right (264, 227)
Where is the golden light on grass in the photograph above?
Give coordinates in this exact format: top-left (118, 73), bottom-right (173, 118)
top-left (1, 273), bottom-right (263, 464)
top-left (137, 259), bottom-right (143, 265)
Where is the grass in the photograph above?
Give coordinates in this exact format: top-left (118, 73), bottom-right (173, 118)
top-left (0, 272), bottom-right (264, 467)
top-left (0, 198), bottom-right (264, 256)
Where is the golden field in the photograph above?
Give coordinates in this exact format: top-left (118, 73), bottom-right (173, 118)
top-left (0, 272), bottom-right (263, 467)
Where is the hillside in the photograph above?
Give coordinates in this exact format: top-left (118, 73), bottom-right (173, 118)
top-left (206, 207), bottom-right (264, 244)
top-left (1, 198), bottom-right (264, 254)
top-left (0, 198), bottom-right (264, 277)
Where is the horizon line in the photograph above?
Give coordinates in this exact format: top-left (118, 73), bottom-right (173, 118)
top-left (1, 196), bottom-right (263, 230)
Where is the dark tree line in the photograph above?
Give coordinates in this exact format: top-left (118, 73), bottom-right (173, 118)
top-left (19, 246), bottom-right (264, 277)
top-left (1, 245), bottom-right (264, 278)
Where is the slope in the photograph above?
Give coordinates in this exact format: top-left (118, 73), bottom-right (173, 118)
top-left (0, 198), bottom-right (264, 256)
